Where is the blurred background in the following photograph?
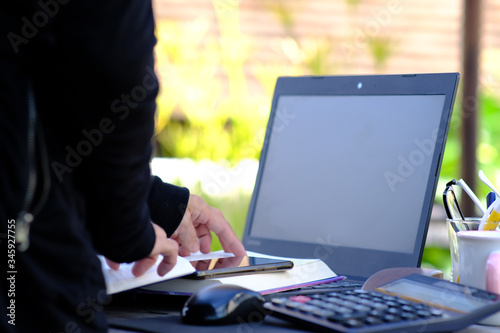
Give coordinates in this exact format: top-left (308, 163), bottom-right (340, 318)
top-left (149, 0), bottom-right (500, 279)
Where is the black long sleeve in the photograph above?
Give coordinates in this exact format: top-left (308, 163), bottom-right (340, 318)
top-left (0, 1), bottom-right (160, 332)
top-left (148, 176), bottom-right (190, 237)
top-left (51, 0), bottom-right (158, 263)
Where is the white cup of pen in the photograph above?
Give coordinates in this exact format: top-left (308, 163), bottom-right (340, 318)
top-left (444, 170), bottom-right (500, 283)
top-left (444, 170), bottom-right (500, 326)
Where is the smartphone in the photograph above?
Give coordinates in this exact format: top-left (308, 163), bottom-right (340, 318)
top-left (187, 256), bottom-right (294, 279)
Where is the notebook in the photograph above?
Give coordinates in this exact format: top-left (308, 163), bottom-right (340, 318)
top-left (242, 73), bottom-right (460, 285)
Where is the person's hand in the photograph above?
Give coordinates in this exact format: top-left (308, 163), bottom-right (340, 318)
top-left (171, 194), bottom-right (246, 257)
top-left (106, 222), bottom-right (179, 277)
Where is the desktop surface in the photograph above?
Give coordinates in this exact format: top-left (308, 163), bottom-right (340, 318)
top-left (105, 293), bottom-right (499, 333)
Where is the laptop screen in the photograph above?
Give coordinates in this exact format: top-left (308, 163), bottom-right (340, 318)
top-left (249, 94), bottom-right (445, 253)
top-left (243, 74), bottom-right (459, 279)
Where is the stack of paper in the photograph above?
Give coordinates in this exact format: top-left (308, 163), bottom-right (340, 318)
top-left (99, 251), bottom-right (336, 295)
top-left (141, 251), bottom-right (337, 295)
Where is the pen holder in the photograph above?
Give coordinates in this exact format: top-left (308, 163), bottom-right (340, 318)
top-left (447, 218), bottom-right (481, 283)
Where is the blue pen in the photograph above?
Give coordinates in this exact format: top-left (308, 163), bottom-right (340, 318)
top-left (487, 191), bottom-right (496, 208)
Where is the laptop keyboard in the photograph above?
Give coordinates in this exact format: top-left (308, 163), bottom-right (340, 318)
top-left (301, 280), bottom-right (364, 292)
top-left (264, 279), bottom-right (363, 299)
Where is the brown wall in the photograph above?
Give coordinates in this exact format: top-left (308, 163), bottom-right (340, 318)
top-left (153, 0), bottom-right (500, 91)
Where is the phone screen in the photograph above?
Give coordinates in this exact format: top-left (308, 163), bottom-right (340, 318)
top-left (188, 256), bottom-right (294, 279)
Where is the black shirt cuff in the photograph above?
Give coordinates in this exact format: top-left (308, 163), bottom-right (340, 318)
top-left (148, 175), bottom-right (190, 237)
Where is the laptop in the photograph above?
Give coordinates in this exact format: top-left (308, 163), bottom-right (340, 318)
top-left (242, 73), bottom-right (460, 290)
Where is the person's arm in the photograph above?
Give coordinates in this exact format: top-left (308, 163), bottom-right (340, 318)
top-left (147, 177), bottom-right (245, 257)
top-left (148, 175), bottom-right (190, 237)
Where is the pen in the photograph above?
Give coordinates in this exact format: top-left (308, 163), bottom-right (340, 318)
top-left (457, 179), bottom-right (486, 214)
top-left (487, 191), bottom-right (496, 208)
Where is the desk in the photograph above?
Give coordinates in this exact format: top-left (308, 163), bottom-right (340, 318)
top-left (105, 293), bottom-right (500, 333)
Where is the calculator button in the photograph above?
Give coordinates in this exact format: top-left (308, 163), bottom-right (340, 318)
top-left (352, 305), bottom-right (371, 313)
top-left (401, 312), bottom-right (419, 321)
top-left (430, 308), bottom-right (444, 317)
top-left (383, 314), bottom-right (401, 323)
top-left (413, 303), bottom-right (428, 310)
top-left (289, 295), bottom-right (311, 303)
top-left (321, 303), bottom-right (339, 311)
top-left (371, 303), bottom-right (389, 311)
top-left (306, 299), bottom-right (322, 306)
top-left (311, 309), bottom-right (335, 318)
top-left (328, 313), bottom-right (351, 323)
top-left (271, 298), bottom-right (287, 306)
top-left (386, 307), bottom-right (402, 316)
top-left (297, 304), bottom-right (318, 313)
top-left (325, 297), bottom-right (344, 305)
top-left (343, 318), bottom-right (364, 328)
top-left (326, 292), bottom-right (343, 297)
top-left (357, 299), bottom-right (376, 306)
top-left (335, 307), bottom-right (354, 314)
top-left (368, 309), bottom-right (385, 317)
top-left (328, 310), bottom-right (365, 323)
top-left (342, 295), bottom-right (360, 302)
top-left (284, 301), bottom-right (301, 310)
top-left (341, 301), bottom-right (358, 308)
top-left (401, 305), bottom-right (415, 312)
top-left (385, 300), bottom-right (400, 307)
top-left (364, 316), bottom-right (383, 325)
top-left (417, 310), bottom-right (432, 318)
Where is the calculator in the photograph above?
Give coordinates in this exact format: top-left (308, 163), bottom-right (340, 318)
top-left (264, 274), bottom-right (500, 332)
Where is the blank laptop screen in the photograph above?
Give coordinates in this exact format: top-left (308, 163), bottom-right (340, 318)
top-left (249, 94), bottom-right (446, 254)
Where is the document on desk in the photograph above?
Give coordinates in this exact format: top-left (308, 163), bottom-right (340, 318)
top-left (98, 255), bottom-right (196, 294)
top-left (142, 251), bottom-right (337, 295)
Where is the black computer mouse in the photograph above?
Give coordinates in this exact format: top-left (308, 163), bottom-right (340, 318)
top-left (181, 284), bottom-right (267, 325)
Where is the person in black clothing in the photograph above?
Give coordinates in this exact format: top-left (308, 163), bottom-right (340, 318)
top-left (0, 1), bottom-right (245, 332)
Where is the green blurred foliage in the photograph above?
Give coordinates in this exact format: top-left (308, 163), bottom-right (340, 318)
top-left (367, 36), bottom-right (397, 71)
top-left (440, 91), bottom-right (500, 201)
top-left (421, 246), bottom-right (452, 280)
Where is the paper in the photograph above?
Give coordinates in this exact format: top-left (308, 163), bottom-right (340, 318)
top-left (142, 251), bottom-right (337, 295)
top-left (217, 251), bottom-right (336, 294)
top-left (183, 250), bottom-right (236, 261)
top-left (98, 255), bottom-right (196, 294)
